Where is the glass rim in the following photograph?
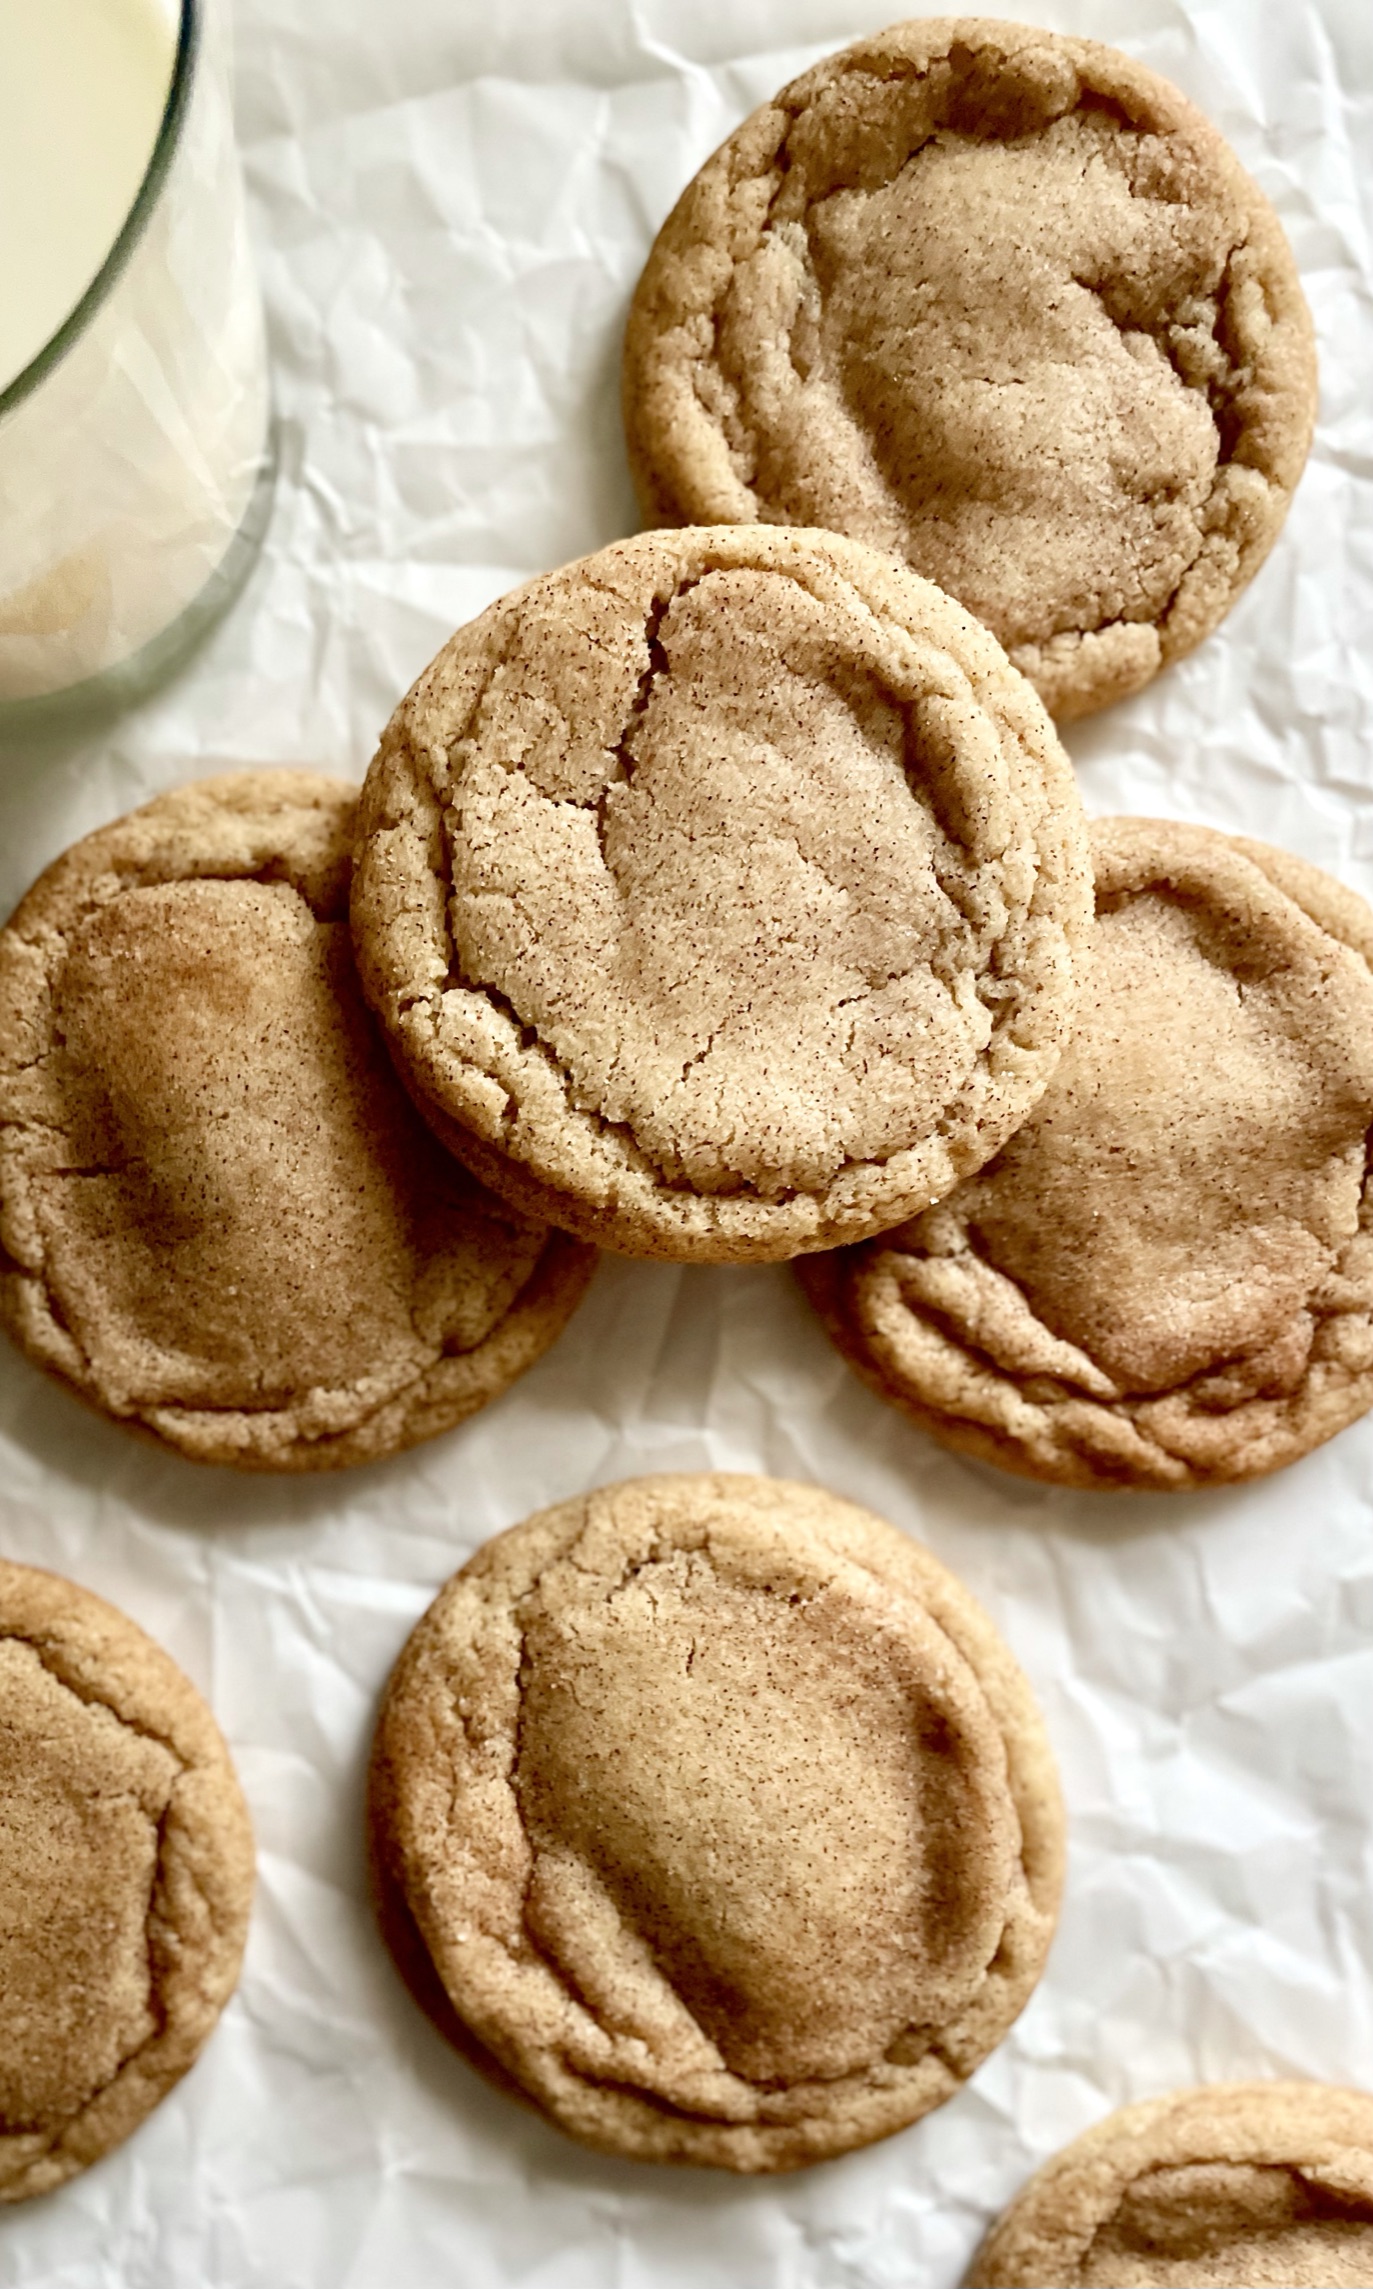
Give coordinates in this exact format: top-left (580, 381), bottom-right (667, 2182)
top-left (0, 0), bottom-right (199, 421)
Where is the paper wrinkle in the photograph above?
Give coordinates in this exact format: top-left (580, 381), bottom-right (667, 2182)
top-left (0, 0), bottom-right (1371, 2282)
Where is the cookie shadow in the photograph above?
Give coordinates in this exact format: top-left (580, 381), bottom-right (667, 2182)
top-left (0, 1345), bottom-right (484, 1536)
top-left (784, 1277), bottom-right (1258, 1552)
top-left (573, 280), bottom-right (641, 552)
top-left (936, 1445), bottom-right (1256, 1548)
top-left (365, 1805), bottom-right (875, 2214)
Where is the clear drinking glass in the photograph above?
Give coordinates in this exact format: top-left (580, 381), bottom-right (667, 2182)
top-left (0, 0), bottom-right (275, 717)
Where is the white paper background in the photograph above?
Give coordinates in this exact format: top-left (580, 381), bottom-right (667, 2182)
top-left (1, 1), bottom-right (1372, 2282)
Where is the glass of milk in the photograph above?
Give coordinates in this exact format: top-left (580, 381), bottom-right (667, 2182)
top-left (0, 0), bottom-right (275, 712)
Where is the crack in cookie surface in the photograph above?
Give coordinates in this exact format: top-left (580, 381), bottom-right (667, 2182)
top-left (450, 561), bottom-right (1020, 1193)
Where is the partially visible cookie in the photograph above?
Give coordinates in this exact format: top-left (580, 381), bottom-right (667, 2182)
top-left (969, 2083), bottom-right (1373, 2286)
top-left (369, 1472), bottom-right (1064, 2171)
top-left (623, 20), bottom-right (1317, 722)
top-left (0, 1560), bottom-right (253, 2204)
top-left (0, 772), bottom-right (595, 1470)
top-left (799, 820), bottom-right (1373, 1490)
top-left (351, 524), bottom-right (1092, 1263)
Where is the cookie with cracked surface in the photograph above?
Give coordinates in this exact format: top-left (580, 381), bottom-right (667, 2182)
top-left (0, 771), bottom-right (595, 1470)
top-left (350, 525), bottom-right (1092, 1263)
top-left (969, 2083), bottom-right (1373, 2287)
top-left (799, 818), bottom-right (1373, 1491)
top-left (368, 1471), bottom-right (1063, 2171)
top-left (0, 1559), bottom-right (253, 2204)
top-left (622, 19), bottom-right (1317, 724)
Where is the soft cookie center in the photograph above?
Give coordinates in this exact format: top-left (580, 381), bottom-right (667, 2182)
top-left (513, 1550), bottom-right (1014, 2086)
top-left (733, 103), bottom-right (1232, 651)
top-left (37, 879), bottom-right (529, 1413)
top-left (956, 892), bottom-right (1373, 1393)
top-left (0, 1641), bottom-right (178, 2132)
top-left (453, 566), bottom-right (1011, 1195)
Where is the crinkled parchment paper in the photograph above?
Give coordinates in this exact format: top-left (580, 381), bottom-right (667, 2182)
top-left (1, 1), bottom-right (1372, 2282)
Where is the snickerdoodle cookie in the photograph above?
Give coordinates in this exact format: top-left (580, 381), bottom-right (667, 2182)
top-left (0, 1560), bottom-right (253, 2203)
top-left (0, 772), bottom-right (594, 1469)
top-left (623, 20), bottom-right (1317, 722)
top-left (969, 2083), bottom-right (1373, 2287)
top-left (369, 1472), bottom-right (1063, 2171)
top-left (799, 820), bottom-right (1373, 1491)
top-left (351, 525), bottom-right (1092, 1263)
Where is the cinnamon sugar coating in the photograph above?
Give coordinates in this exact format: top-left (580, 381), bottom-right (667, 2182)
top-left (800, 820), bottom-right (1373, 1489)
top-left (971, 2083), bottom-right (1373, 2287)
top-left (369, 1472), bottom-right (1063, 2170)
top-left (351, 526), bottom-right (1091, 1262)
top-left (0, 772), bottom-right (594, 1469)
top-left (623, 19), bottom-right (1317, 721)
top-left (0, 1561), bottom-right (253, 2204)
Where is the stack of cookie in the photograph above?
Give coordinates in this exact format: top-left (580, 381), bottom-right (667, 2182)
top-left (2, 17), bottom-right (1369, 2283)
top-left (0, 19), bottom-right (1341, 1493)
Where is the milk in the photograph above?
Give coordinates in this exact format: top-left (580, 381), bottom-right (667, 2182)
top-left (0, 0), bottom-right (177, 397)
top-left (0, 0), bottom-right (272, 706)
